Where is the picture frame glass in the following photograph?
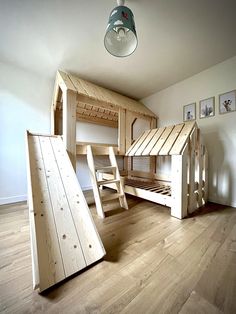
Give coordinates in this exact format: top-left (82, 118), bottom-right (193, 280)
top-left (200, 97), bottom-right (215, 118)
top-left (183, 103), bottom-right (196, 121)
top-left (219, 90), bottom-right (236, 114)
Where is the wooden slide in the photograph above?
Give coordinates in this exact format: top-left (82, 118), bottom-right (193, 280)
top-left (26, 132), bottom-right (105, 292)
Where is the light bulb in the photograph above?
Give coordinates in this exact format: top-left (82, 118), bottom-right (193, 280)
top-left (117, 28), bottom-right (126, 41)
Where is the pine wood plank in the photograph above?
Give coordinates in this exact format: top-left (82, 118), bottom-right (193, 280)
top-left (27, 135), bottom-right (65, 292)
top-left (39, 136), bottom-right (87, 276)
top-left (150, 126), bottom-right (174, 155)
top-left (50, 138), bottom-right (105, 265)
top-left (62, 89), bottom-right (77, 169)
top-left (128, 130), bottom-right (151, 156)
top-left (159, 123), bottom-right (185, 155)
top-left (171, 144), bottom-right (188, 219)
top-left (169, 121), bottom-right (196, 155)
top-left (135, 129), bottom-right (158, 156)
top-left (87, 145), bottom-right (105, 218)
top-left (118, 108), bottom-right (126, 155)
top-left (142, 127), bottom-right (165, 156)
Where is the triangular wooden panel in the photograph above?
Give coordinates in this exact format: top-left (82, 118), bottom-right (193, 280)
top-left (126, 122), bottom-right (197, 156)
top-left (150, 126), bottom-right (174, 155)
top-left (26, 132), bottom-right (105, 292)
top-left (159, 123), bottom-right (185, 155)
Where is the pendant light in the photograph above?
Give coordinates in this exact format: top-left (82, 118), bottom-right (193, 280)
top-left (104, 0), bottom-right (138, 57)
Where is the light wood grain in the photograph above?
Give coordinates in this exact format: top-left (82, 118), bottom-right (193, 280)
top-left (25, 134), bottom-right (105, 292)
top-left (1, 198), bottom-right (235, 313)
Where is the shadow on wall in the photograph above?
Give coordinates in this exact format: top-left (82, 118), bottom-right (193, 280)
top-left (205, 131), bottom-right (233, 206)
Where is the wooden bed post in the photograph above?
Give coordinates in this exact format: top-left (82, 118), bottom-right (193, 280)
top-left (187, 127), bottom-right (198, 213)
top-left (203, 147), bottom-right (208, 203)
top-left (63, 89), bottom-right (77, 170)
top-left (150, 117), bottom-right (157, 177)
top-left (196, 129), bottom-right (203, 208)
top-left (118, 108), bottom-right (126, 155)
top-left (171, 144), bottom-right (188, 219)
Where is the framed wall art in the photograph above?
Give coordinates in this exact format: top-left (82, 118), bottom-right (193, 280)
top-left (183, 102), bottom-right (196, 122)
top-left (219, 90), bottom-right (236, 114)
top-left (199, 97), bottom-right (215, 119)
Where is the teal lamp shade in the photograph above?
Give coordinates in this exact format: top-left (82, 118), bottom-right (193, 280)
top-left (104, 5), bottom-right (138, 57)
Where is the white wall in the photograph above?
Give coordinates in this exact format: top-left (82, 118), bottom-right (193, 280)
top-left (0, 62), bottom-right (52, 204)
top-left (142, 56), bottom-right (236, 207)
top-left (76, 122), bottom-right (118, 190)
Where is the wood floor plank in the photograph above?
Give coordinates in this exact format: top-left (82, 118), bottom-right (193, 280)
top-left (0, 199), bottom-right (235, 314)
top-left (179, 291), bottom-right (223, 314)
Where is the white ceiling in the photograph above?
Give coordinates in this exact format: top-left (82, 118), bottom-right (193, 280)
top-left (1, 0), bottom-right (236, 99)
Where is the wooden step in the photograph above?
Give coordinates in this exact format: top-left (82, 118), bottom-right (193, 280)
top-left (97, 179), bottom-right (120, 186)
top-left (102, 193), bottom-right (124, 202)
top-left (95, 166), bottom-right (116, 172)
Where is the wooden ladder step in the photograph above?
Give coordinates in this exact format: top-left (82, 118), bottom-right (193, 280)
top-left (102, 193), bottom-right (124, 202)
top-left (95, 166), bottom-right (116, 172)
top-left (97, 179), bottom-right (120, 186)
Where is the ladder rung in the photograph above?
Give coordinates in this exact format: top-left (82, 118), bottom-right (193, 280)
top-left (102, 193), bottom-right (124, 202)
top-left (97, 179), bottom-right (120, 186)
top-left (95, 166), bottom-right (116, 172)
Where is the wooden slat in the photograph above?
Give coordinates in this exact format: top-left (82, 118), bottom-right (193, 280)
top-left (150, 126), bottom-right (174, 155)
top-left (128, 130), bottom-right (152, 156)
top-left (118, 108), bottom-right (126, 155)
top-left (141, 127), bottom-right (165, 156)
top-left (39, 136), bottom-right (87, 276)
top-left (77, 107), bottom-right (118, 121)
top-left (170, 121), bottom-right (196, 155)
top-left (62, 89), bottom-right (77, 169)
top-left (50, 137), bottom-right (105, 265)
top-left (159, 124), bottom-right (185, 155)
top-left (135, 129), bottom-right (159, 156)
top-left (171, 143), bottom-right (188, 219)
top-left (76, 113), bottom-right (118, 128)
top-left (27, 135), bottom-right (65, 292)
top-left (76, 144), bottom-right (119, 156)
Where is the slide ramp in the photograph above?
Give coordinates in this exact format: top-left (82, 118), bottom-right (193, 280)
top-left (26, 132), bottom-right (105, 292)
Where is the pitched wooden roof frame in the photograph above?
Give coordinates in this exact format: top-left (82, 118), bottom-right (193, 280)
top-left (53, 70), bottom-right (156, 120)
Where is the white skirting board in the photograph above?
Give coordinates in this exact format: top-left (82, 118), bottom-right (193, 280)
top-left (0, 195), bottom-right (27, 205)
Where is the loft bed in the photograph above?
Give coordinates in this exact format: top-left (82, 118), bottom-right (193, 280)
top-left (51, 70), bottom-right (157, 168)
top-left (101, 121), bottom-right (208, 219)
top-left (51, 71), bottom-right (208, 219)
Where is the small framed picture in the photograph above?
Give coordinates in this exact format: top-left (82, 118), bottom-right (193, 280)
top-left (219, 90), bottom-right (236, 114)
top-left (183, 103), bottom-right (196, 122)
top-left (199, 97), bottom-right (215, 119)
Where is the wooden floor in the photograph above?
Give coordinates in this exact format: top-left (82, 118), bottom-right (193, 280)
top-left (0, 192), bottom-right (236, 314)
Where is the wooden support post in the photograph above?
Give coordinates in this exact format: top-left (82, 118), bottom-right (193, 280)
top-left (118, 108), bottom-right (126, 155)
top-left (203, 147), bottom-right (208, 203)
top-left (125, 111), bottom-right (136, 175)
top-left (188, 128), bottom-right (198, 213)
top-left (51, 105), bottom-right (56, 135)
top-left (196, 129), bottom-right (203, 208)
top-left (150, 117), bottom-right (157, 179)
top-left (63, 90), bottom-right (77, 170)
top-left (171, 144), bottom-right (188, 219)
top-left (87, 145), bottom-right (105, 219)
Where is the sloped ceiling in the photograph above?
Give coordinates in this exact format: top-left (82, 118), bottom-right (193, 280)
top-left (0, 0), bottom-right (236, 99)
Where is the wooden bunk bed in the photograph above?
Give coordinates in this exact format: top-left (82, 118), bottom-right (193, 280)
top-left (51, 71), bottom-right (208, 220)
top-left (51, 70), bottom-right (157, 165)
top-left (102, 121), bottom-right (208, 219)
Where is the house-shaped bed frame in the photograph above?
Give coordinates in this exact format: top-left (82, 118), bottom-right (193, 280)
top-left (51, 71), bottom-right (208, 219)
